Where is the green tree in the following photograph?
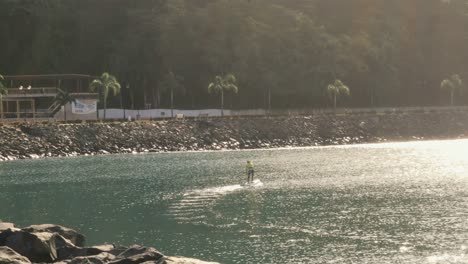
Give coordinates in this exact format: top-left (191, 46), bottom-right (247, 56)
top-left (208, 73), bottom-right (239, 116)
top-left (441, 74), bottom-right (464, 106)
top-left (90, 72), bottom-right (121, 119)
top-left (3, 1), bottom-right (468, 109)
top-left (326, 79), bottom-right (350, 109)
top-left (53, 88), bottom-right (76, 121)
top-left (159, 71), bottom-right (184, 118)
top-left (0, 74), bottom-right (6, 97)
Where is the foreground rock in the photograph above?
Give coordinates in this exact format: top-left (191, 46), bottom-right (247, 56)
top-left (0, 229), bottom-right (60, 263)
top-left (0, 223), bottom-right (15, 232)
top-left (0, 223), bottom-right (219, 264)
top-left (21, 224), bottom-right (85, 247)
top-left (165, 257), bottom-right (220, 264)
top-left (0, 246), bottom-right (31, 264)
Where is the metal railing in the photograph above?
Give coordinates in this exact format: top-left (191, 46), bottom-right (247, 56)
top-left (47, 101), bottom-right (62, 115)
top-left (0, 111), bottom-right (50, 119)
top-left (4, 87), bottom-right (58, 97)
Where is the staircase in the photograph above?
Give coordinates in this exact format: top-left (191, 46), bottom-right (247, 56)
top-left (47, 101), bottom-right (62, 117)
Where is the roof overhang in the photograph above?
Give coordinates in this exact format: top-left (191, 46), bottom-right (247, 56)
top-left (2, 74), bottom-right (97, 81)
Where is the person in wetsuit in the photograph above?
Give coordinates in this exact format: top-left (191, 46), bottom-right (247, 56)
top-left (246, 160), bottom-right (254, 183)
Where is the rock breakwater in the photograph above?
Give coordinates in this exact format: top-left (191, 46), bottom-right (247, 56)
top-left (0, 222), bottom-right (218, 264)
top-left (1, 111), bottom-right (468, 161)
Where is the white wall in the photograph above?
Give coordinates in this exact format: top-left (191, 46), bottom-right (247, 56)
top-left (98, 108), bottom-right (267, 119)
top-left (62, 105), bottom-right (468, 120)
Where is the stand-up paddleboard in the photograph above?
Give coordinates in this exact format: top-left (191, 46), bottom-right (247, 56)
top-left (241, 179), bottom-right (263, 187)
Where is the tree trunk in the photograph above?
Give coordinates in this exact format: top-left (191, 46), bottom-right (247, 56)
top-left (104, 97), bottom-right (107, 119)
top-left (130, 89), bottom-right (134, 110)
top-left (120, 90), bottom-right (124, 119)
top-left (0, 96), bottom-right (3, 120)
top-left (268, 86), bottom-right (271, 115)
top-left (171, 87), bottom-right (174, 118)
top-left (333, 93), bottom-right (337, 109)
top-left (451, 89), bottom-right (454, 106)
top-left (143, 87), bottom-right (147, 109)
top-left (221, 89), bottom-right (224, 117)
top-left (64, 105), bottom-right (67, 121)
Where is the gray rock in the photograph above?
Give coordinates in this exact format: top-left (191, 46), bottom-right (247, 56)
top-left (0, 223), bottom-right (14, 233)
top-left (109, 245), bottom-right (164, 264)
top-left (57, 244), bottom-right (116, 261)
top-left (164, 256), bottom-right (220, 264)
top-left (68, 252), bottom-right (116, 264)
top-left (21, 224), bottom-right (85, 247)
top-left (0, 230), bottom-right (58, 263)
top-left (0, 246), bottom-right (31, 264)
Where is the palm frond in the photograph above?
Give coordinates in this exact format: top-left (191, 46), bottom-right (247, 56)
top-left (208, 82), bottom-right (219, 93)
top-left (90, 73), bottom-right (121, 97)
top-left (326, 79), bottom-right (350, 100)
top-left (101, 72), bottom-right (111, 80)
top-left (224, 73), bottom-right (237, 84)
top-left (0, 74), bottom-right (5, 92)
top-left (89, 79), bottom-right (103, 92)
top-left (339, 85), bottom-right (350, 96)
top-left (107, 81), bottom-right (121, 96)
top-left (208, 73), bottom-right (240, 94)
top-left (326, 84), bottom-right (337, 93)
top-left (451, 74), bottom-right (464, 90)
top-left (441, 79), bottom-right (454, 90)
top-left (226, 84), bottom-right (239, 93)
top-left (54, 88), bottom-right (75, 105)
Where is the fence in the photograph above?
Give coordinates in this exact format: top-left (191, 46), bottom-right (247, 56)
top-left (2, 106), bottom-right (468, 123)
top-left (98, 108), bottom-right (267, 119)
top-left (99, 106), bottom-right (468, 120)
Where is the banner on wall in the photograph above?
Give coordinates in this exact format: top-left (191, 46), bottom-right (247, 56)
top-left (72, 100), bottom-right (97, 115)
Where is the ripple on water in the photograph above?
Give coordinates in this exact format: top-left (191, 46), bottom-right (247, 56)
top-left (3, 140), bottom-right (468, 263)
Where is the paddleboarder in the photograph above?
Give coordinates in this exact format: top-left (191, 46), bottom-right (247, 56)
top-left (246, 160), bottom-right (254, 183)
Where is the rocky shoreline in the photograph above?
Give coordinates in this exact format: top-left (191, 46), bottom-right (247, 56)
top-left (0, 222), bottom-right (218, 264)
top-left (1, 111), bottom-right (468, 161)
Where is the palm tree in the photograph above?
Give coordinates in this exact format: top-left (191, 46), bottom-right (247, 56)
top-left (0, 75), bottom-right (7, 120)
top-left (54, 88), bottom-right (76, 121)
top-left (208, 73), bottom-right (239, 116)
top-left (441, 74), bottom-right (464, 106)
top-left (159, 71), bottom-right (184, 118)
top-left (326, 79), bottom-right (350, 109)
top-left (89, 72), bottom-right (121, 119)
top-left (0, 74), bottom-right (6, 96)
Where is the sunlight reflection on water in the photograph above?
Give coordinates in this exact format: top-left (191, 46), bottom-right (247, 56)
top-left (2, 139), bottom-right (468, 263)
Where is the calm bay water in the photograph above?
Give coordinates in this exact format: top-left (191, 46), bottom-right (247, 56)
top-left (2, 140), bottom-right (468, 263)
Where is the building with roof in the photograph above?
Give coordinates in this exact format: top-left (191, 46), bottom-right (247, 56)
top-left (1, 74), bottom-right (99, 122)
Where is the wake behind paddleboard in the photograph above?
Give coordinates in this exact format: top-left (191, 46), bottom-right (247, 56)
top-left (241, 179), bottom-right (263, 187)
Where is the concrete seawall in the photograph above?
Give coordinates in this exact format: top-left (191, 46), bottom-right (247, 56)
top-left (1, 111), bottom-right (468, 161)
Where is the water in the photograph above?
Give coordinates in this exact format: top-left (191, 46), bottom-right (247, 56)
top-left (2, 140), bottom-right (468, 263)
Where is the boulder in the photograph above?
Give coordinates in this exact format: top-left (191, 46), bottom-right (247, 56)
top-left (53, 234), bottom-right (83, 260)
top-left (21, 224), bottom-right (85, 247)
top-left (165, 256), bottom-right (220, 264)
top-left (56, 244), bottom-right (115, 261)
top-left (108, 245), bottom-right (164, 264)
top-left (0, 246), bottom-right (31, 264)
top-left (0, 223), bottom-right (15, 232)
top-left (0, 230), bottom-right (57, 263)
top-left (67, 252), bottom-right (116, 264)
